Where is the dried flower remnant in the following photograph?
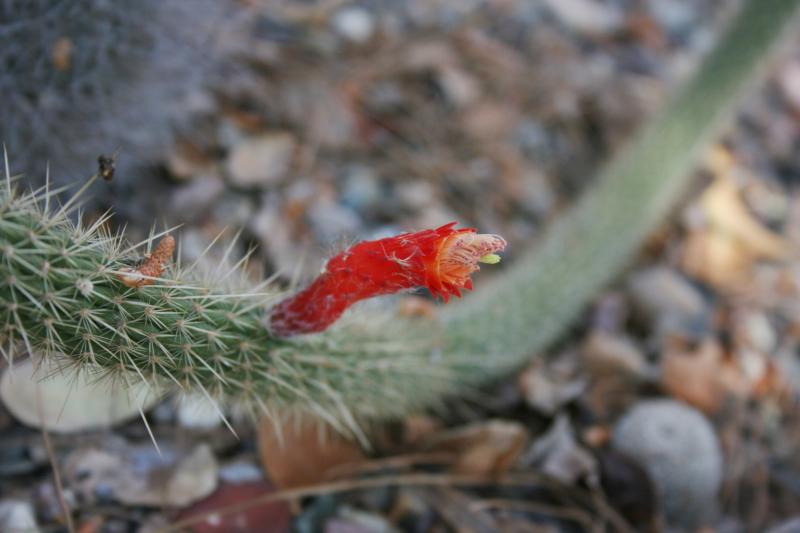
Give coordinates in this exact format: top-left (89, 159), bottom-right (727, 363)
top-left (117, 235), bottom-right (175, 288)
top-left (269, 222), bottom-right (506, 337)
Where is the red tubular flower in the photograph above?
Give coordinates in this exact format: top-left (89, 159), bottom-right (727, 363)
top-left (269, 222), bottom-right (506, 337)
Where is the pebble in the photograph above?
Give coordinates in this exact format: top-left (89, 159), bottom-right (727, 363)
top-left (176, 393), bottom-right (224, 430)
top-left (647, 0), bottom-right (698, 39)
top-left (767, 517), bottom-right (800, 533)
top-left (627, 266), bottom-right (708, 322)
top-left (170, 173), bottom-right (225, 218)
top-left (331, 7), bottom-right (375, 44)
top-left (65, 442), bottom-right (219, 507)
top-left (340, 166), bottom-right (382, 213)
top-left (541, 0), bottom-right (624, 35)
top-left (612, 399), bottom-right (722, 530)
top-left (0, 499), bottom-right (39, 533)
top-left (219, 461), bottom-right (264, 484)
top-left (226, 133), bottom-right (296, 188)
top-left (307, 199), bottom-right (362, 243)
top-left (0, 357), bottom-right (160, 433)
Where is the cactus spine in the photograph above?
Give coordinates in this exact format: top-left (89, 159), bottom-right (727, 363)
top-left (1, 0), bottom-right (798, 436)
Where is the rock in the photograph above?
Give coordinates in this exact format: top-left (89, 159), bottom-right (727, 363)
top-left (767, 517), bottom-right (800, 533)
top-left (778, 61), bottom-right (800, 114)
top-left (0, 499), bottom-right (39, 533)
top-left (176, 393), bottom-right (224, 430)
top-left (65, 442), bottom-right (218, 507)
top-left (331, 7), bottom-right (375, 44)
top-left (226, 133), bottom-right (295, 188)
top-left (541, 0), bottom-right (624, 35)
top-left (582, 332), bottom-right (649, 419)
top-left (437, 65), bottom-right (480, 108)
top-left (170, 173), bottom-right (225, 217)
top-left (646, 0), bottom-right (697, 38)
top-left (162, 445), bottom-right (219, 507)
top-left (612, 399), bottom-right (722, 530)
top-left (627, 266), bottom-right (706, 320)
top-left (340, 166), bottom-right (382, 213)
top-left (219, 461), bottom-right (264, 484)
top-left (627, 266), bottom-right (710, 342)
top-left (307, 199), bottom-right (362, 243)
top-left (0, 357), bottom-right (161, 433)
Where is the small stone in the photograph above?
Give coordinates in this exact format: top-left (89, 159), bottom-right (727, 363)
top-left (331, 7), bottom-right (375, 44)
top-left (647, 0), bottom-right (698, 38)
top-left (219, 461), bottom-right (263, 484)
top-left (628, 267), bottom-right (706, 319)
top-left (0, 357), bottom-right (160, 433)
top-left (340, 166), bottom-right (382, 213)
top-left (165, 445), bottom-right (219, 507)
top-left (767, 517), bottom-right (800, 533)
top-left (0, 499), bottom-right (39, 533)
top-left (176, 393), bottom-right (223, 430)
top-left (170, 174), bottom-right (225, 217)
top-left (541, 0), bottom-right (624, 35)
top-left (437, 65), bottom-right (480, 108)
top-left (612, 399), bottom-right (722, 530)
top-left (307, 199), bottom-right (362, 243)
top-left (226, 133), bottom-right (295, 188)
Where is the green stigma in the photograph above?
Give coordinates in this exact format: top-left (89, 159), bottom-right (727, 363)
top-left (479, 253), bottom-right (501, 265)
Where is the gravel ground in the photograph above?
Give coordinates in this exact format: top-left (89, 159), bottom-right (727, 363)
top-left (6, 1), bottom-right (800, 532)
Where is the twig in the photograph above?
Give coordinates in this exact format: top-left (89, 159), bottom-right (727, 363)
top-left (469, 498), bottom-right (596, 531)
top-left (36, 383), bottom-right (76, 533)
top-left (157, 472), bottom-right (560, 533)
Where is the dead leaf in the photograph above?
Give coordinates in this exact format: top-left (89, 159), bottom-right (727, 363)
top-left (682, 161), bottom-right (792, 290)
top-left (419, 420), bottom-right (527, 476)
top-left (51, 37), bottom-right (73, 71)
top-left (257, 415), bottom-right (367, 489)
top-left (661, 338), bottom-right (729, 414)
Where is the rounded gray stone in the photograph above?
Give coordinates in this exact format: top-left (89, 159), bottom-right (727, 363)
top-left (612, 399), bottom-right (722, 530)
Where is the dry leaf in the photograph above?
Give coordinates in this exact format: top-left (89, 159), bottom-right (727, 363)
top-left (682, 168), bottom-right (791, 290)
top-left (419, 420), bottom-right (527, 476)
top-left (661, 338), bottom-right (729, 414)
top-left (51, 37), bottom-right (73, 71)
top-left (257, 415), bottom-right (366, 489)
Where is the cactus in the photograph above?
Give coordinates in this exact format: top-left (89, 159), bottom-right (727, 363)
top-left (1, 0), bottom-right (798, 439)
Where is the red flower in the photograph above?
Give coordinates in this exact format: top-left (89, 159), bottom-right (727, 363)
top-left (269, 222), bottom-right (506, 337)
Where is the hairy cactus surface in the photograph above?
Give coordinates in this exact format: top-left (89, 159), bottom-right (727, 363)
top-left (1, 0), bottom-right (798, 439)
top-left (0, 0), bottom-right (234, 219)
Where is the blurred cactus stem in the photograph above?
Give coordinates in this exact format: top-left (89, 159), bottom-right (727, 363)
top-left (1, 0), bottom-right (799, 437)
